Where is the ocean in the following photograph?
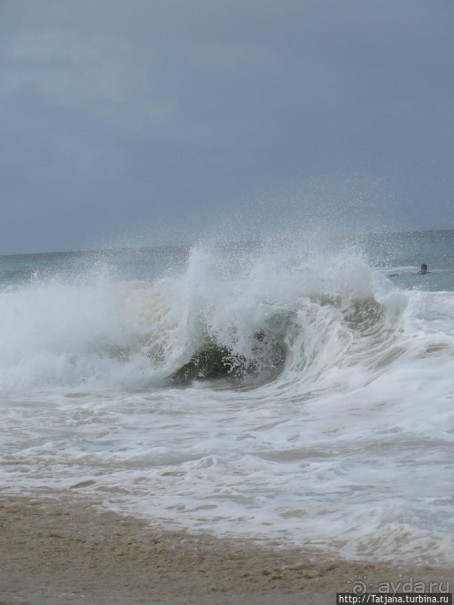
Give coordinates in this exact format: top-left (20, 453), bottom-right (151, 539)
top-left (0, 229), bottom-right (453, 565)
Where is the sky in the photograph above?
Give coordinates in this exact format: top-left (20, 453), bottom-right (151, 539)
top-left (1, 0), bottom-right (454, 254)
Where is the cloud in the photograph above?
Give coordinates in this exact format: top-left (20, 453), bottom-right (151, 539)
top-left (1, 0), bottom-right (454, 253)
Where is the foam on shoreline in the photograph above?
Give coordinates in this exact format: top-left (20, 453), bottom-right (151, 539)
top-left (0, 494), bottom-right (451, 605)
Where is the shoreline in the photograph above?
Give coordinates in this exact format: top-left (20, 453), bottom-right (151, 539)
top-left (0, 494), bottom-right (452, 605)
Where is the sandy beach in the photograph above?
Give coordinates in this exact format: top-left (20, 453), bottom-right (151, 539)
top-left (0, 494), bottom-right (451, 605)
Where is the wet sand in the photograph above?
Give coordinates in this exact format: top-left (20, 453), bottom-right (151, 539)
top-left (0, 494), bottom-right (452, 605)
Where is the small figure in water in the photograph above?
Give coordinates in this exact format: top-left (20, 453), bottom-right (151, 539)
top-left (389, 263), bottom-right (429, 278)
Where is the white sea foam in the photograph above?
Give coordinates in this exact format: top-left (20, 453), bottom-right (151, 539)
top-left (0, 242), bottom-right (453, 564)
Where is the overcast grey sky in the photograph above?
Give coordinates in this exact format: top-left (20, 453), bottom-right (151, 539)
top-left (1, 0), bottom-right (454, 254)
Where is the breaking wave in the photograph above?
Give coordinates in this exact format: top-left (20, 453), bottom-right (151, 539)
top-left (0, 242), bottom-right (405, 394)
top-left (1, 238), bottom-right (453, 565)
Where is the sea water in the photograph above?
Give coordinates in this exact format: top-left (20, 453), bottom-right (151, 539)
top-left (0, 230), bottom-right (453, 564)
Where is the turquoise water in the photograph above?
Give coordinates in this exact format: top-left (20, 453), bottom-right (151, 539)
top-left (1, 229), bottom-right (452, 292)
top-left (0, 246), bottom-right (189, 289)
